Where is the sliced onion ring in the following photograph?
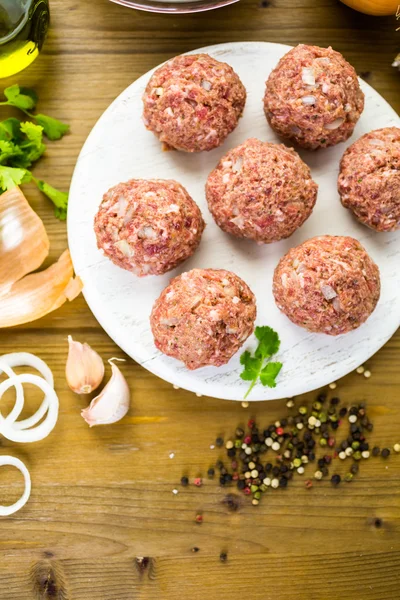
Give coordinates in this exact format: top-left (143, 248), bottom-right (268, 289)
top-left (0, 374), bottom-right (58, 443)
top-left (0, 456), bottom-right (31, 516)
top-left (0, 353), bottom-right (54, 430)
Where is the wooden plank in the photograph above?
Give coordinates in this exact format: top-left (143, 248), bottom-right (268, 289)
top-left (0, 0), bottom-right (399, 597)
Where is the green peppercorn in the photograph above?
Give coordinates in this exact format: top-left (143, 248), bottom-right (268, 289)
top-left (319, 438), bottom-right (328, 447)
top-left (344, 473), bottom-right (353, 482)
top-left (235, 440), bottom-right (242, 449)
top-left (313, 401), bottom-right (322, 411)
top-left (259, 484), bottom-right (267, 492)
top-left (293, 458), bottom-right (302, 468)
top-left (250, 484), bottom-right (259, 493)
top-left (254, 491), bottom-right (261, 500)
top-left (287, 442), bottom-right (294, 450)
top-left (353, 451), bottom-right (362, 461)
top-left (352, 441), bottom-right (360, 450)
top-left (299, 406), bottom-right (307, 415)
top-left (329, 414), bottom-right (338, 422)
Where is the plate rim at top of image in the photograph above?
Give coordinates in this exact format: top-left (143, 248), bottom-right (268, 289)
top-left (67, 41), bottom-right (400, 402)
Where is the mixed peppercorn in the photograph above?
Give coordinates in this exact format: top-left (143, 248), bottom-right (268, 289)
top-left (181, 392), bottom-right (399, 507)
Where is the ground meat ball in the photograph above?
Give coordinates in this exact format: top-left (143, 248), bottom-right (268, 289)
top-left (273, 236), bottom-right (380, 335)
top-left (150, 269), bottom-right (256, 369)
top-left (142, 53), bottom-right (246, 153)
top-left (94, 179), bottom-right (205, 277)
top-left (338, 127), bottom-right (400, 232)
top-left (264, 44), bottom-right (364, 150)
top-left (205, 138), bottom-right (318, 243)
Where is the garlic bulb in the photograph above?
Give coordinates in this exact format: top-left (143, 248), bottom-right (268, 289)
top-left (81, 358), bottom-right (130, 427)
top-left (66, 336), bottom-right (104, 394)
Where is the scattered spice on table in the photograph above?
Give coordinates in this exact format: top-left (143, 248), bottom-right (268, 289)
top-left (180, 391), bottom-right (400, 506)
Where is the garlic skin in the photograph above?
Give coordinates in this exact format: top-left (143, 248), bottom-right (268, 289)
top-left (66, 335), bottom-right (104, 394)
top-left (81, 358), bottom-right (130, 427)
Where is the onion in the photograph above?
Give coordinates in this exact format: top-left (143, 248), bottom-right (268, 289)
top-left (302, 95), bottom-right (316, 105)
top-left (0, 456), bottom-right (31, 516)
top-left (232, 157), bottom-right (243, 173)
top-left (0, 374), bottom-right (58, 443)
top-left (302, 67), bottom-right (315, 86)
top-left (321, 284), bottom-right (337, 300)
top-left (201, 80), bottom-right (212, 91)
top-left (325, 118), bottom-right (344, 130)
top-left (369, 138), bottom-right (386, 147)
top-left (0, 353), bottom-right (53, 429)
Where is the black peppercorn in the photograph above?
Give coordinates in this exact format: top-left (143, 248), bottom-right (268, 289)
top-left (331, 421), bottom-right (339, 430)
top-left (227, 448), bottom-right (236, 458)
top-left (216, 437), bottom-right (224, 447)
top-left (219, 552), bottom-right (228, 563)
top-left (372, 446), bottom-right (380, 457)
top-left (381, 448), bottom-right (390, 458)
top-left (279, 477), bottom-right (288, 488)
top-left (265, 463), bottom-right (272, 473)
top-left (219, 476), bottom-right (225, 485)
top-left (235, 428), bottom-right (244, 438)
top-left (330, 397), bottom-right (340, 406)
top-left (339, 407), bottom-right (348, 418)
top-left (350, 463), bottom-right (359, 475)
top-left (181, 476), bottom-right (189, 486)
top-left (331, 474), bottom-right (341, 485)
top-left (237, 480), bottom-right (245, 490)
top-left (272, 466), bottom-right (280, 477)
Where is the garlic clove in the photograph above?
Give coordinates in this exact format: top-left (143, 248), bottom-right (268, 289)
top-left (66, 335), bottom-right (104, 394)
top-left (81, 358), bottom-right (130, 427)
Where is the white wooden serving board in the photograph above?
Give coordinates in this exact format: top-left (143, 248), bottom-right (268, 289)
top-left (68, 42), bottom-right (400, 401)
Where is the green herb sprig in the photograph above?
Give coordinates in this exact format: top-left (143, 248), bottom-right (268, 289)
top-left (0, 85), bottom-right (69, 220)
top-left (240, 326), bottom-right (282, 399)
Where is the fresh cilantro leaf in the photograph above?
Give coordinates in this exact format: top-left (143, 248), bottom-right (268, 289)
top-left (240, 325), bottom-right (282, 399)
top-left (35, 179), bottom-right (68, 220)
top-left (259, 362), bottom-right (283, 388)
top-left (0, 140), bottom-right (23, 164)
top-left (34, 114), bottom-right (69, 141)
top-left (240, 351), bottom-right (262, 382)
top-left (20, 121), bottom-right (43, 148)
top-left (3, 84), bottom-right (37, 111)
top-left (0, 118), bottom-right (24, 142)
top-left (254, 325), bottom-right (280, 359)
top-left (0, 165), bottom-right (31, 191)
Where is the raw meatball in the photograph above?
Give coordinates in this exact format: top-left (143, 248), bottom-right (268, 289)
top-left (206, 138), bottom-right (318, 243)
top-left (273, 235), bottom-right (380, 335)
top-left (338, 127), bottom-right (400, 232)
top-left (94, 179), bottom-right (205, 277)
top-left (150, 268), bottom-right (256, 369)
top-left (142, 53), bottom-right (246, 153)
top-left (264, 44), bottom-right (365, 150)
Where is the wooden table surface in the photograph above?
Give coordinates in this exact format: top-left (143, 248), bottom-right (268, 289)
top-left (0, 0), bottom-right (399, 598)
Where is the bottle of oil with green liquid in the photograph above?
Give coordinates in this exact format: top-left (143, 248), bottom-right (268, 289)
top-left (0, 0), bottom-right (49, 78)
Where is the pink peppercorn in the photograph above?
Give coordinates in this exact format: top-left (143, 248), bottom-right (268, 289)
top-left (194, 478), bottom-right (202, 487)
top-left (243, 487), bottom-right (251, 495)
top-left (231, 461), bottom-right (238, 470)
top-left (195, 514), bottom-right (203, 524)
top-left (328, 437), bottom-right (335, 448)
top-left (248, 419), bottom-right (255, 429)
top-left (232, 473), bottom-right (239, 481)
top-left (305, 479), bottom-right (313, 489)
top-left (276, 427), bottom-right (284, 436)
top-left (244, 436), bottom-right (252, 444)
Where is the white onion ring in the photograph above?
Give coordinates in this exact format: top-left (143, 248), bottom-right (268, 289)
top-left (0, 456), bottom-right (31, 516)
top-left (0, 353), bottom-right (54, 430)
top-left (0, 360), bottom-right (24, 426)
top-left (0, 374), bottom-right (58, 443)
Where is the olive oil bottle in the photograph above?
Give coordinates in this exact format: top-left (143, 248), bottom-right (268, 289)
top-left (0, 0), bottom-right (49, 79)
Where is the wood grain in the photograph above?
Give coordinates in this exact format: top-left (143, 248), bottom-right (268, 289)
top-left (0, 0), bottom-right (399, 597)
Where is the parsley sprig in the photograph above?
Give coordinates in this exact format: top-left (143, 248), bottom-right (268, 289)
top-left (240, 326), bottom-right (283, 399)
top-left (0, 85), bottom-right (69, 220)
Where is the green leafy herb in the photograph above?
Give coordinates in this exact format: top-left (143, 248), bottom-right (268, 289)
top-left (0, 85), bottom-right (69, 219)
top-left (35, 179), bottom-right (68, 221)
top-left (0, 84), bottom-right (69, 140)
top-left (240, 326), bottom-right (282, 399)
